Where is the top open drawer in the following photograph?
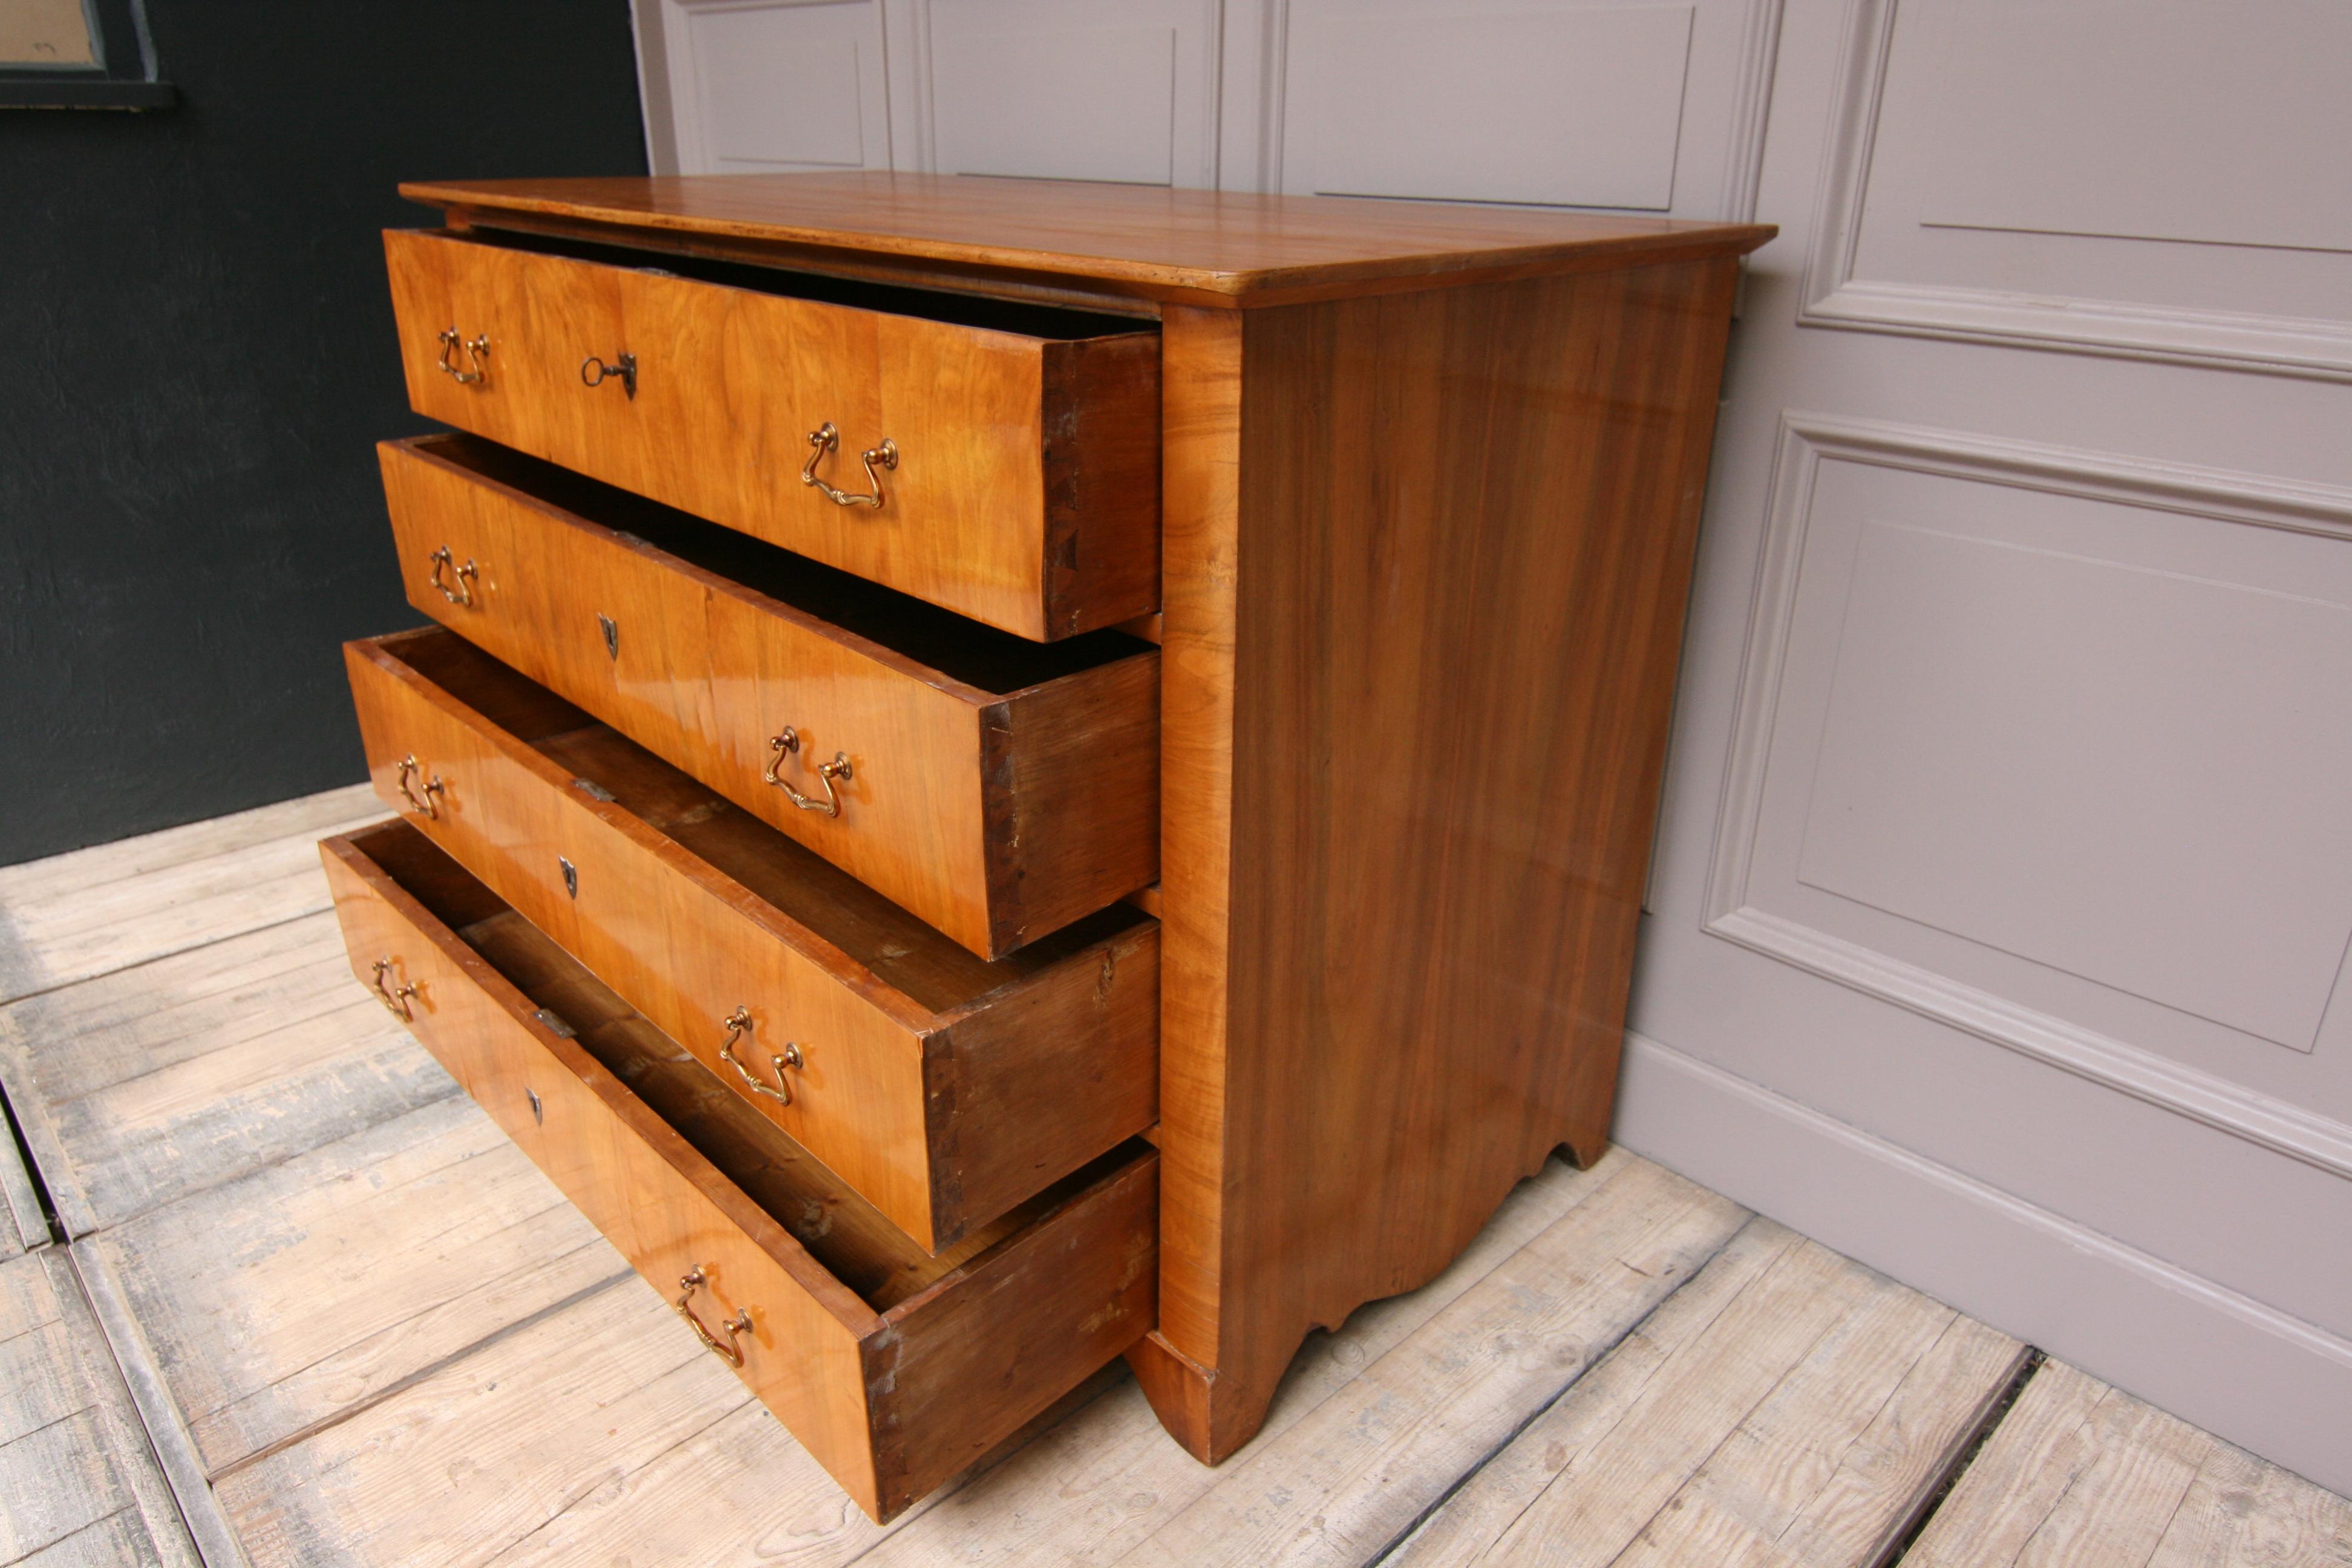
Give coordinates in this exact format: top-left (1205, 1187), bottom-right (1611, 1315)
top-left (384, 227), bottom-right (1161, 641)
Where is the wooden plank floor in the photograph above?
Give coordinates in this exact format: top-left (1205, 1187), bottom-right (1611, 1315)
top-left (0, 1120), bottom-right (41, 1262)
top-left (0, 1250), bottom-right (199, 1567)
top-left (1, 787), bottom-right (2345, 1568)
top-left (1905, 1359), bottom-right (2352, 1568)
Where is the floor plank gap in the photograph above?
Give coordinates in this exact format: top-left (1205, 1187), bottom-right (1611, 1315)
top-left (1362, 1204), bottom-right (1753, 1568)
top-left (204, 1266), bottom-right (639, 1486)
top-left (1882, 1348), bottom-right (2047, 1568)
top-left (0, 1075), bottom-right (59, 1253)
top-left (68, 1242), bottom-right (252, 1568)
top-left (0, 910), bottom-right (339, 1018)
top-left (0, 1250), bottom-right (204, 1568)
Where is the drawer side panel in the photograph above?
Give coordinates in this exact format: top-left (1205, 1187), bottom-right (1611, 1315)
top-left (1043, 331), bottom-right (1164, 636)
top-left (869, 1146), bottom-right (1158, 1516)
top-left (985, 650), bottom-right (1161, 952)
top-left (929, 922), bottom-right (1160, 1240)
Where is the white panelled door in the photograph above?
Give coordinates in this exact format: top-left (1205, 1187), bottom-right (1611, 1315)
top-left (638, 0), bottom-right (895, 175)
top-left (1621, 0), bottom-right (2352, 1496)
top-left (630, 0), bottom-right (2352, 1494)
top-left (633, 0), bottom-right (1223, 187)
top-left (630, 0), bottom-right (1780, 220)
top-left (1272, 0), bottom-right (1782, 218)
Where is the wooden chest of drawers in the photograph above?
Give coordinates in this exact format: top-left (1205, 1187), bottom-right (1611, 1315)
top-left (323, 172), bottom-right (1770, 1522)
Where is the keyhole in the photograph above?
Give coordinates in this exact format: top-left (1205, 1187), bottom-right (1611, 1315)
top-left (526, 1087), bottom-right (543, 1125)
top-left (598, 614), bottom-right (619, 661)
top-left (560, 857), bottom-right (578, 899)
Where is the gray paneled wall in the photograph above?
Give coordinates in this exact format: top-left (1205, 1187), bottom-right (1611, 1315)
top-left (631, 0), bottom-right (1781, 215)
top-left (1630, 0), bottom-right (2352, 1497)
top-left (630, 0), bottom-right (2352, 1495)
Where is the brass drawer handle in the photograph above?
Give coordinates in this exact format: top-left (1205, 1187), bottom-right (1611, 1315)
top-left (394, 754), bottom-right (444, 820)
top-left (717, 1007), bottom-right (804, 1106)
top-left (370, 957), bottom-right (419, 1022)
top-left (580, 353), bottom-right (637, 399)
top-left (763, 728), bottom-right (850, 818)
top-left (427, 544), bottom-right (477, 607)
top-left (436, 328), bottom-right (489, 385)
top-left (674, 1266), bottom-right (753, 1367)
top-left (801, 422), bottom-right (897, 509)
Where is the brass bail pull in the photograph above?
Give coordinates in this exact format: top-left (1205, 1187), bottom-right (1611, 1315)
top-left (762, 727), bottom-right (851, 818)
top-left (673, 1266), bottom-right (753, 1367)
top-left (394, 754), bottom-right (445, 819)
top-left (427, 544), bottom-right (477, 607)
top-left (436, 328), bottom-right (489, 385)
top-left (580, 352), bottom-right (638, 399)
top-left (370, 956), bottom-right (418, 1022)
top-left (717, 1007), bottom-right (803, 1106)
top-left (800, 422), bottom-right (897, 509)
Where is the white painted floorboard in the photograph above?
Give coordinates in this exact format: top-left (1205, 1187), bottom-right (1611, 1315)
top-left (0, 788), bottom-right (2341, 1567)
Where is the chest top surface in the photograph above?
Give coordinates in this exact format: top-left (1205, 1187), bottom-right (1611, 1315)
top-left (400, 172), bottom-right (1774, 308)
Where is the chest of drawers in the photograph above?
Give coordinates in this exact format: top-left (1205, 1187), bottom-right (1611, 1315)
top-left (321, 172), bottom-right (1771, 1521)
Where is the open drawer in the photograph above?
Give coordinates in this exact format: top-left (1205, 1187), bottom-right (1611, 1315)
top-left (322, 820), bottom-right (1157, 1522)
top-left (344, 627), bottom-right (1158, 1252)
top-left (377, 433), bottom-right (1158, 958)
top-left (384, 226), bottom-right (1161, 641)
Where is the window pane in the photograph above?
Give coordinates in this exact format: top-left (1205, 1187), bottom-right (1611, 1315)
top-left (0, 0), bottom-right (98, 68)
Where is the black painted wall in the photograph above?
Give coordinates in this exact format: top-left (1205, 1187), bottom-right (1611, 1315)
top-left (1, 3), bottom-right (647, 866)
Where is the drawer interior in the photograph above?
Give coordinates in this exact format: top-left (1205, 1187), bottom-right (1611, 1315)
top-left (408, 432), bottom-right (1154, 696)
top-left (384, 627), bottom-right (1148, 1013)
top-left (433, 224), bottom-right (1154, 343)
top-left (351, 818), bottom-right (1117, 1310)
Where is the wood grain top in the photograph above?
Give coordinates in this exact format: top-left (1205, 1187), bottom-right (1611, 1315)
top-left (399, 173), bottom-right (1775, 307)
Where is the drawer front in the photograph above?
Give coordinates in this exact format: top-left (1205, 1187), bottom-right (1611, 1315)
top-left (344, 631), bottom-right (1160, 1253)
top-left (345, 639), bottom-right (944, 1237)
top-left (319, 826), bottom-right (1157, 1521)
top-left (318, 832), bottom-right (878, 1494)
top-left (378, 435), bottom-right (1160, 958)
top-left (384, 228), bottom-right (1160, 641)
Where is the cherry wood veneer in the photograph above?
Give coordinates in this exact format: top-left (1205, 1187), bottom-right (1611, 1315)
top-left (1139, 258), bottom-right (1754, 1460)
top-left (364, 174), bottom-right (1772, 1488)
top-left (384, 226), bottom-right (1161, 639)
top-left (321, 820), bottom-right (1156, 1521)
top-left (401, 172), bottom-right (1774, 310)
top-left (379, 433), bottom-right (1158, 958)
top-left (344, 627), bottom-right (1158, 1252)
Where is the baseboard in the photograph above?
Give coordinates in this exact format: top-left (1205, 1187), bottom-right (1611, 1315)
top-left (1614, 1030), bottom-right (2352, 1498)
